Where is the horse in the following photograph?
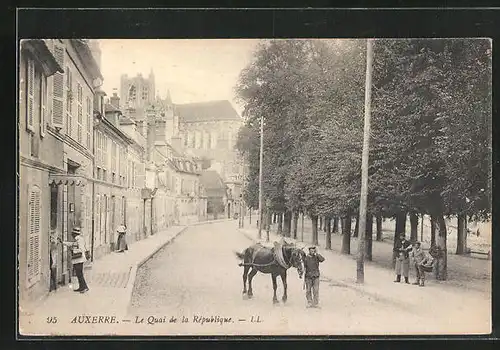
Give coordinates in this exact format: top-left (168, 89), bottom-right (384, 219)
top-left (235, 242), bottom-right (305, 304)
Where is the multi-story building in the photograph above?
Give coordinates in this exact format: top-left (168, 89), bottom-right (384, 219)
top-left (19, 39), bottom-right (102, 304)
top-left (175, 100), bottom-right (243, 218)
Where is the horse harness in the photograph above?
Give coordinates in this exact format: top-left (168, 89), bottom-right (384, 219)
top-left (239, 243), bottom-right (290, 269)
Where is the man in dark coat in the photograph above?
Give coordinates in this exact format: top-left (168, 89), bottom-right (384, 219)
top-left (304, 246), bottom-right (325, 308)
top-left (393, 233), bottom-right (412, 284)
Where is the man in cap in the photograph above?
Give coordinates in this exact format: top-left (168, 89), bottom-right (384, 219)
top-left (411, 241), bottom-right (432, 287)
top-left (393, 233), bottom-right (412, 284)
top-left (59, 227), bottom-right (89, 293)
top-left (304, 245), bottom-right (325, 308)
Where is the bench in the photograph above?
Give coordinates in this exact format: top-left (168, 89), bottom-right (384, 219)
top-left (467, 248), bottom-right (491, 260)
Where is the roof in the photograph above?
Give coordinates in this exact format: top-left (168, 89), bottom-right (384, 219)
top-left (167, 157), bottom-right (199, 175)
top-left (21, 40), bottom-right (64, 76)
top-left (174, 100), bottom-right (241, 123)
top-left (200, 170), bottom-right (226, 191)
top-left (105, 103), bottom-right (120, 113)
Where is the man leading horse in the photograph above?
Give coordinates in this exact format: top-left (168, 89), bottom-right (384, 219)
top-left (235, 240), bottom-right (305, 304)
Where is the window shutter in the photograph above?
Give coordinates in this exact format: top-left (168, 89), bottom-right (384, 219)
top-left (27, 185), bottom-right (42, 286)
top-left (40, 75), bottom-right (46, 137)
top-left (51, 44), bottom-right (65, 129)
top-left (26, 59), bottom-right (35, 132)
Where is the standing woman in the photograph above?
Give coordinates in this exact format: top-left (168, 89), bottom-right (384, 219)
top-left (59, 227), bottom-right (89, 293)
top-left (116, 225), bottom-right (128, 253)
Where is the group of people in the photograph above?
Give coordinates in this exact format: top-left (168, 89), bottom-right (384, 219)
top-left (49, 225), bottom-right (130, 294)
top-left (393, 233), bottom-right (434, 287)
top-left (300, 232), bottom-right (434, 309)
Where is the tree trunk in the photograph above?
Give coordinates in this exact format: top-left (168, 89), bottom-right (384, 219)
top-left (292, 211), bottom-right (299, 239)
top-left (434, 214), bottom-right (448, 280)
top-left (410, 212), bottom-right (418, 242)
top-left (266, 209), bottom-right (271, 238)
top-left (365, 213), bottom-right (373, 261)
top-left (283, 211), bottom-right (292, 237)
top-left (333, 217), bottom-right (339, 233)
top-left (376, 214), bottom-right (383, 241)
top-left (249, 208), bottom-right (252, 225)
top-left (393, 211), bottom-right (407, 267)
top-left (341, 214), bottom-right (351, 255)
top-left (301, 212), bottom-right (305, 241)
top-left (430, 216), bottom-right (436, 247)
top-left (456, 213), bottom-right (467, 255)
top-left (325, 217), bottom-right (332, 250)
top-left (277, 213), bottom-right (283, 235)
top-left (311, 215), bottom-right (319, 245)
top-left (353, 213), bottom-right (360, 237)
top-left (319, 217), bottom-right (323, 233)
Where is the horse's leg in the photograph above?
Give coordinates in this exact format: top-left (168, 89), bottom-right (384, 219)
top-left (242, 265), bottom-right (250, 294)
top-left (247, 268), bottom-right (258, 298)
top-left (272, 273), bottom-right (279, 304)
top-left (281, 271), bottom-right (288, 303)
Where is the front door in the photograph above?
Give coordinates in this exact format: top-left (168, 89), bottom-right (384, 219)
top-left (111, 196), bottom-right (116, 250)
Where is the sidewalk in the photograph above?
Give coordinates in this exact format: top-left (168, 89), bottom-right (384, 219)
top-left (238, 226), bottom-right (491, 333)
top-left (266, 218), bottom-right (491, 294)
top-left (19, 218), bottom-right (232, 336)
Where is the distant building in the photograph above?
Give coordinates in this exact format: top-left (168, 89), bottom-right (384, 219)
top-left (175, 100), bottom-right (244, 217)
top-left (200, 170), bottom-right (227, 220)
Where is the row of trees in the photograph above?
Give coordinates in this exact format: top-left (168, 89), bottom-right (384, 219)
top-left (235, 39), bottom-right (491, 280)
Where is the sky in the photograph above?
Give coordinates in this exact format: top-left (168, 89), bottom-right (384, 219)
top-left (99, 39), bottom-right (260, 115)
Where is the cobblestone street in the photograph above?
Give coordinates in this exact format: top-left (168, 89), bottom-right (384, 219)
top-left (127, 221), bottom-right (490, 336)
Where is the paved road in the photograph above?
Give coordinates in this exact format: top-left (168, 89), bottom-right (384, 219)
top-left (128, 221), bottom-right (440, 336)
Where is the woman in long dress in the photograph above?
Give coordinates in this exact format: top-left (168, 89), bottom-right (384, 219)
top-left (116, 225), bottom-right (128, 253)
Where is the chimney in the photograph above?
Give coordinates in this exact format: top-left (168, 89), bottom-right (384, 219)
top-left (110, 92), bottom-right (120, 109)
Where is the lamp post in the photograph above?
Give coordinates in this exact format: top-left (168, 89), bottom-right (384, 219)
top-left (356, 38), bottom-right (374, 284)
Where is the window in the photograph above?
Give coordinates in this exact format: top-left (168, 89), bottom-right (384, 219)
top-left (25, 58), bottom-right (35, 132)
top-left (51, 43), bottom-right (65, 129)
top-left (128, 85), bottom-right (136, 102)
top-left (103, 169), bottom-right (107, 182)
top-left (86, 96), bottom-right (92, 148)
top-left (76, 83), bottom-right (83, 144)
top-left (40, 74), bottom-right (47, 137)
top-left (102, 135), bottom-right (108, 170)
top-left (65, 66), bottom-right (73, 136)
top-left (111, 141), bottom-right (116, 173)
top-left (27, 185), bottom-right (42, 286)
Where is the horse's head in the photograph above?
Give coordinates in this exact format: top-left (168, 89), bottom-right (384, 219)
top-left (289, 247), bottom-right (305, 279)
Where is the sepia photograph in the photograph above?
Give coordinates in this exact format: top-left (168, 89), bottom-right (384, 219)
top-left (17, 37), bottom-right (492, 336)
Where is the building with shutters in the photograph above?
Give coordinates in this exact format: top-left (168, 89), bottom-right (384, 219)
top-left (92, 103), bottom-right (137, 259)
top-left (19, 39), bottom-right (102, 305)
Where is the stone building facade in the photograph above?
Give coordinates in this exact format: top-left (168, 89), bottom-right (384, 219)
top-left (19, 39), bottom-right (101, 305)
top-left (175, 100), bottom-right (244, 218)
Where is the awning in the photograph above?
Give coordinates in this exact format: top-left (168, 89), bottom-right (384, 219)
top-left (49, 174), bottom-right (87, 186)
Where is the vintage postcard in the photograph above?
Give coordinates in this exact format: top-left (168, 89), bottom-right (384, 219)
top-left (18, 37), bottom-right (492, 336)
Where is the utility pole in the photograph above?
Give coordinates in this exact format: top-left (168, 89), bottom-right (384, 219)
top-left (258, 116), bottom-right (264, 239)
top-left (356, 38), bottom-right (374, 284)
